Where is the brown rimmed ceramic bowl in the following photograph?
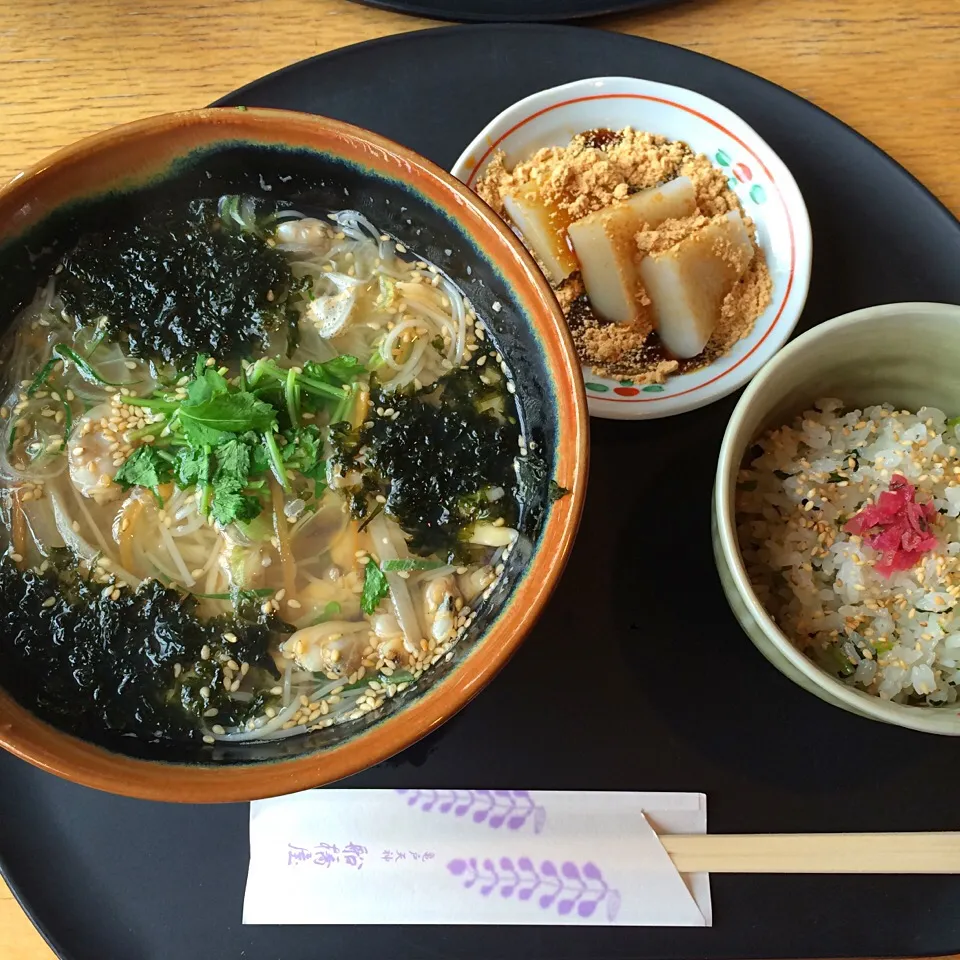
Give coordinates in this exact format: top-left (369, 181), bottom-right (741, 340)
top-left (0, 108), bottom-right (588, 801)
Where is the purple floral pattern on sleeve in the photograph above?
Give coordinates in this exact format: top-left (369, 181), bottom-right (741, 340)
top-left (396, 789), bottom-right (546, 833)
top-left (447, 856), bottom-right (621, 921)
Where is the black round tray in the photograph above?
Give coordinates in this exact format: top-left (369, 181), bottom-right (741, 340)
top-left (3, 23), bottom-right (960, 960)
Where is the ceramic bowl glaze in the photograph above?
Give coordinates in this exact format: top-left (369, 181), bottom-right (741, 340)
top-left (714, 302), bottom-right (960, 735)
top-left (452, 76), bottom-right (813, 420)
top-left (0, 108), bottom-right (589, 799)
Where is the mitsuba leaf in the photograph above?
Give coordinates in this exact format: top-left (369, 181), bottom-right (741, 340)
top-left (174, 446), bottom-right (211, 488)
top-left (186, 364), bottom-right (230, 405)
top-left (210, 477), bottom-right (262, 526)
top-left (115, 446), bottom-right (174, 490)
top-left (360, 562), bottom-right (390, 615)
top-left (214, 437), bottom-right (253, 482)
top-left (179, 393), bottom-right (276, 446)
top-left (304, 355), bottom-right (362, 384)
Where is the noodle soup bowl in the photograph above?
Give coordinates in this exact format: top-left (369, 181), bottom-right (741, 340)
top-left (0, 108), bottom-right (588, 799)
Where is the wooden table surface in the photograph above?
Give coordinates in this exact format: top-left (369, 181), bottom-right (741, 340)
top-left (2, 0), bottom-right (959, 956)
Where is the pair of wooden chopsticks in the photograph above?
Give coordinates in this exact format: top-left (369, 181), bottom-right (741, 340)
top-left (659, 833), bottom-right (960, 873)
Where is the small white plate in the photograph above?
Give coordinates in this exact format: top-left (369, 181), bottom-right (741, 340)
top-left (451, 77), bottom-right (813, 420)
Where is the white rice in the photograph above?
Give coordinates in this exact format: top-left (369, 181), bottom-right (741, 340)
top-left (736, 399), bottom-right (960, 704)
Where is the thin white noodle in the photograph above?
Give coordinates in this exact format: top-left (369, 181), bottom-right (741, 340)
top-left (380, 318), bottom-right (423, 371)
top-left (177, 543), bottom-right (210, 564)
top-left (309, 676), bottom-right (351, 703)
top-left (376, 260), bottom-right (413, 281)
top-left (417, 564), bottom-right (457, 582)
top-left (69, 482), bottom-right (119, 566)
top-left (396, 291), bottom-right (459, 353)
top-left (199, 541), bottom-right (222, 578)
top-left (383, 338), bottom-right (428, 392)
top-left (173, 498), bottom-right (196, 522)
top-left (39, 276), bottom-right (56, 312)
top-left (397, 283), bottom-right (456, 321)
top-left (170, 512), bottom-right (206, 538)
top-left (440, 277), bottom-right (467, 365)
top-left (145, 550), bottom-right (179, 584)
top-left (205, 556), bottom-right (224, 595)
top-left (229, 721), bottom-right (309, 743)
top-left (159, 520), bottom-right (195, 586)
top-left (272, 208), bottom-right (308, 222)
top-left (330, 210), bottom-right (392, 260)
top-left (211, 694), bottom-right (305, 742)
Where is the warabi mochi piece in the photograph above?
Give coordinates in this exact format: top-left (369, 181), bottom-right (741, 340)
top-left (639, 210), bottom-right (754, 359)
top-left (502, 182), bottom-right (578, 284)
top-left (568, 177), bottom-right (696, 325)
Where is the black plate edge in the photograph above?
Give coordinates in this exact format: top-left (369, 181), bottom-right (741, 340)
top-left (2, 867), bottom-right (69, 960)
top-left (345, 0), bottom-right (678, 24)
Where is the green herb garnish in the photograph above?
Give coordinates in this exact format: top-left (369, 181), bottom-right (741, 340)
top-left (115, 446), bottom-right (174, 490)
top-left (59, 400), bottom-right (72, 452)
top-left (381, 558), bottom-right (446, 572)
top-left (361, 562), bottom-right (390, 614)
top-left (210, 477), bottom-right (262, 526)
top-left (99, 353), bottom-right (365, 525)
top-left (193, 587), bottom-right (273, 600)
top-left (309, 601), bottom-right (342, 626)
top-left (26, 357), bottom-right (60, 397)
top-left (178, 392), bottom-right (276, 446)
top-left (263, 430), bottom-right (290, 491)
top-left (53, 345), bottom-right (137, 387)
top-left (28, 343), bottom-right (134, 396)
top-left (304, 355), bottom-right (363, 384)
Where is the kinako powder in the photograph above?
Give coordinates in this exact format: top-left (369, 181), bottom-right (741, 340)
top-left (475, 128), bottom-right (773, 385)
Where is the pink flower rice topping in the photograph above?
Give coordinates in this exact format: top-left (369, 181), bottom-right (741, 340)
top-left (843, 474), bottom-right (939, 577)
